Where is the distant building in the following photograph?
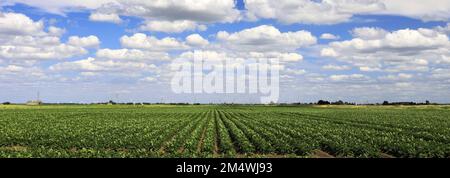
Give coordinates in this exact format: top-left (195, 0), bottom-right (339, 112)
top-left (27, 91), bottom-right (43, 105)
top-left (26, 100), bottom-right (42, 105)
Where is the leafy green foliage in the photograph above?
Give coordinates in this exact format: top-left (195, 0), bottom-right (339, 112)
top-left (0, 105), bottom-right (449, 158)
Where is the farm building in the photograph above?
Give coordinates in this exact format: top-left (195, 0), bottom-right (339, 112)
top-left (26, 100), bottom-right (42, 105)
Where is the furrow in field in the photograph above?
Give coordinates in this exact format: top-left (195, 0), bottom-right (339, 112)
top-left (212, 110), bottom-right (220, 156)
top-left (280, 112), bottom-right (450, 145)
top-left (196, 112), bottom-right (210, 153)
top-left (161, 112), bottom-right (207, 155)
top-left (214, 110), bottom-right (236, 156)
top-left (155, 113), bottom-right (203, 154)
top-left (231, 111), bottom-right (319, 155)
top-left (223, 111), bottom-right (296, 154)
top-left (234, 111), bottom-right (378, 157)
top-left (217, 110), bottom-right (255, 154)
top-left (247, 111), bottom-right (449, 158)
top-left (180, 110), bottom-right (209, 156)
top-left (285, 111), bottom-right (450, 139)
top-left (118, 112), bottom-right (185, 149)
top-left (198, 110), bottom-right (216, 156)
top-left (257, 112), bottom-right (395, 157)
top-left (221, 110), bottom-right (275, 153)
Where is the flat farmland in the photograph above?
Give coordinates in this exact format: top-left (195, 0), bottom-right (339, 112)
top-left (1, 105), bottom-right (450, 158)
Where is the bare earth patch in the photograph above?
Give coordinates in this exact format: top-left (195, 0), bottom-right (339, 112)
top-left (310, 150), bottom-right (335, 158)
top-left (379, 153), bottom-right (396, 158)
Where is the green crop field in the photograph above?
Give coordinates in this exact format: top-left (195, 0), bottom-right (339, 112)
top-left (1, 105), bottom-right (450, 158)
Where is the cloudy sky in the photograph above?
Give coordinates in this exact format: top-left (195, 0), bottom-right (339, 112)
top-left (1, 0), bottom-right (450, 103)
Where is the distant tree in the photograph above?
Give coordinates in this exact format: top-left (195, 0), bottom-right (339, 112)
top-left (382, 101), bottom-right (389, 105)
top-left (425, 100), bottom-right (430, 105)
top-left (317, 100), bottom-right (330, 105)
top-left (2, 102), bottom-right (11, 105)
top-left (108, 100), bottom-right (116, 105)
top-left (333, 100), bottom-right (344, 105)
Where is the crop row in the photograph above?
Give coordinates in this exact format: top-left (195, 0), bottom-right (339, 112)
top-left (1, 106), bottom-right (450, 157)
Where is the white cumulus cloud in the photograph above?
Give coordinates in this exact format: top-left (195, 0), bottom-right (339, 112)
top-left (216, 25), bottom-right (317, 52)
top-left (320, 33), bottom-right (340, 40)
top-left (120, 33), bottom-right (188, 51)
top-left (322, 64), bottom-right (351, 70)
top-left (0, 11), bottom-right (44, 35)
top-left (139, 20), bottom-right (206, 33)
top-left (0, 12), bottom-right (88, 61)
top-left (96, 48), bottom-right (170, 61)
top-left (89, 12), bottom-right (122, 24)
top-left (68, 35), bottom-right (101, 48)
top-left (244, 0), bottom-right (385, 24)
top-left (321, 26), bottom-right (450, 72)
top-left (185, 34), bottom-right (209, 47)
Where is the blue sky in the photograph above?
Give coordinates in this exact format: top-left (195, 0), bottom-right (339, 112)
top-left (1, 0), bottom-right (450, 103)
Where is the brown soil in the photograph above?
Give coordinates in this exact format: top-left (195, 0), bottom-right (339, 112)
top-left (310, 150), bottom-right (335, 158)
top-left (379, 152), bottom-right (396, 158)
